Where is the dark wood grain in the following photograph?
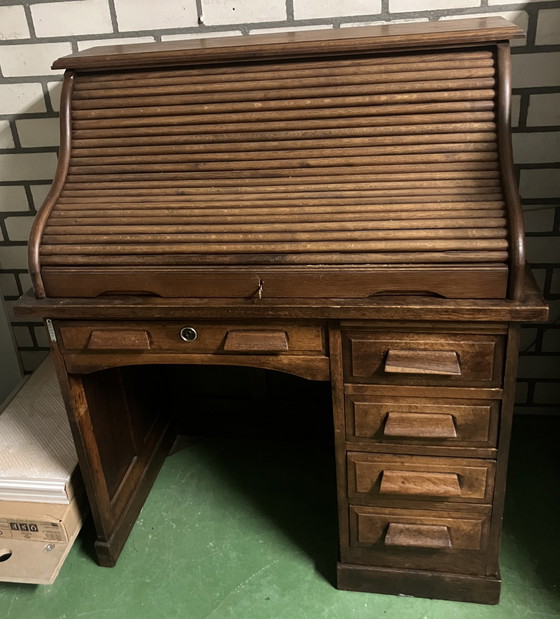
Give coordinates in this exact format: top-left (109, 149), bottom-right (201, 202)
top-left (16, 20), bottom-right (549, 606)
top-left (51, 18), bottom-right (523, 71)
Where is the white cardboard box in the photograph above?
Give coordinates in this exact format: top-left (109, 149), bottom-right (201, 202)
top-left (0, 490), bottom-right (84, 584)
top-left (0, 356), bottom-right (86, 584)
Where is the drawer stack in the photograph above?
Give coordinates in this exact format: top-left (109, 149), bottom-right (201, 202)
top-left (335, 323), bottom-right (507, 601)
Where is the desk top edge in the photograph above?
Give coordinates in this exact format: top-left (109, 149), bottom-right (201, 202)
top-left (52, 17), bottom-right (524, 71)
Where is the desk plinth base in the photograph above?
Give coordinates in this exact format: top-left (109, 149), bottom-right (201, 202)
top-left (337, 563), bottom-right (501, 605)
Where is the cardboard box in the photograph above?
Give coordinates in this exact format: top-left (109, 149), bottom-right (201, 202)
top-left (0, 489), bottom-right (84, 584)
top-left (0, 356), bottom-right (86, 584)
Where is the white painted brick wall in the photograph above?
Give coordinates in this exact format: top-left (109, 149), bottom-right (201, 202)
top-left (441, 11), bottom-right (528, 46)
top-left (249, 25), bottom-right (333, 35)
top-left (0, 186), bottom-right (29, 213)
top-left (16, 118), bottom-right (60, 148)
top-left (31, 0), bottom-right (113, 38)
top-left (47, 82), bottom-right (63, 113)
top-left (0, 83), bottom-right (46, 115)
top-left (341, 18), bottom-right (429, 27)
top-left (294, 0), bottom-right (382, 20)
top-left (0, 153), bottom-right (58, 182)
top-left (0, 273), bottom-right (19, 297)
top-left (489, 0), bottom-right (556, 5)
top-left (12, 325), bottom-right (33, 348)
top-left (527, 94), bottom-right (560, 127)
top-left (77, 36), bottom-right (156, 51)
top-left (201, 0), bottom-right (286, 26)
top-left (0, 5), bottom-right (30, 40)
top-left (161, 31), bottom-right (242, 41)
top-left (524, 207), bottom-right (556, 233)
top-left (34, 326), bottom-right (51, 348)
top-left (20, 350), bottom-right (48, 373)
top-left (390, 0), bottom-right (478, 12)
top-left (512, 53), bottom-right (560, 88)
top-left (0, 121), bottom-right (15, 149)
top-left (0, 246), bottom-right (28, 270)
top-left (31, 185), bottom-right (53, 210)
top-left (511, 94), bottom-right (521, 128)
top-left (512, 132), bottom-right (560, 164)
top-left (5, 216), bottom-right (35, 243)
top-left (520, 169), bottom-right (560, 200)
top-left (0, 42), bottom-right (72, 77)
top-left (536, 8), bottom-right (560, 46)
top-left (114, 0), bottom-right (198, 32)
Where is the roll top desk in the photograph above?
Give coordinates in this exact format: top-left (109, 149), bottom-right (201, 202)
top-left (17, 18), bottom-right (548, 604)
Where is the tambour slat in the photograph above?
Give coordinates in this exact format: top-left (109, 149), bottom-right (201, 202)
top-left (67, 152), bottom-right (500, 175)
top-left (71, 76), bottom-right (496, 109)
top-left (63, 170), bottom-right (500, 188)
top-left (71, 112), bottom-right (496, 139)
top-left (39, 46), bottom-right (510, 287)
top-left (40, 238), bottom-right (508, 255)
top-left (63, 162), bottom-right (499, 183)
top-left (69, 133), bottom-right (498, 159)
top-left (42, 228), bottom-right (507, 247)
top-left (46, 212), bottom-right (506, 228)
top-left (75, 50), bottom-right (494, 84)
top-left (70, 123), bottom-right (497, 149)
top-left (39, 251), bottom-right (509, 267)
top-left (44, 218), bottom-right (506, 236)
top-left (71, 101), bottom-right (495, 130)
top-left (72, 89), bottom-right (496, 121)
top-left (74, 57), bottom-right (495, 93)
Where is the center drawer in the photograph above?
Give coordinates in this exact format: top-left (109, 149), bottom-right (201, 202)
top-left (347, 453), bottom-right (496, 505)
top-left (58, 320), bottom-right (326, 355)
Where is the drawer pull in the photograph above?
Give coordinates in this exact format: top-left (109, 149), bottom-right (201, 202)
top-left (223, 330), bottom-right (289, 352)
top-left (384, 349), bottom-right (461, 376)
top-left (383, 412), bottom-right (457, 439)
top-left (384, 523), bottom-right (452, 549)
top-left (380, 470), bottom-right (462, 497)
top-left (87, 329), bottom-right (151, 350)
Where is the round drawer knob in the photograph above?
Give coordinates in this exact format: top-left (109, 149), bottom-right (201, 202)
top-left (180, 327), bottom-right (198, 342)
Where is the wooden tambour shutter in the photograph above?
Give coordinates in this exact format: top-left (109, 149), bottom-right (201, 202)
top-left (30, 19), bottom-right (526, 300)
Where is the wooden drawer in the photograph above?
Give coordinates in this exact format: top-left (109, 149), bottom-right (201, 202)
top-left (343, 330), bottom-right (503, 386)
top-left (59, 320), bottom-right (326, 355)
top-left (346, 395), bottom-right (499, 449)
top-left (345, 505), bottom-right (491, 575)
top-left (347, 453), bottom-right (495, 504)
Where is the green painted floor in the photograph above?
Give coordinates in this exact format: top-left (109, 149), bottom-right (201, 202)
top-left (1, 416), bottom-right (559, 619)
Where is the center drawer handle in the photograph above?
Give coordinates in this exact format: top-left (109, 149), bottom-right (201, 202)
top-left (384, 349), bottom-right (461, 376)
top-left (383, 412), bottom-right (457, 439)
top-left (380, 470), bottom-right (462, 497)
top-left (223, 330), bottom-right (289, 352)
top-left (384, 523), bottom-right (452, 549)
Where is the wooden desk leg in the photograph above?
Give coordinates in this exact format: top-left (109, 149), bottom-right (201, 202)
top-left (50, 347), bottom-right (175, 566)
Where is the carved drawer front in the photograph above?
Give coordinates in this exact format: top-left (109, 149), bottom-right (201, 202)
top-left (343, 331), bottom-right (503, 386)
top-left (345, 505), bottom-right (491, 575)
top-left (59, 321), bottom-right (326, 355)
top-left (346, 395), bottom-right (499, 448)
top-left (347, 453), bottom-right (495, 504)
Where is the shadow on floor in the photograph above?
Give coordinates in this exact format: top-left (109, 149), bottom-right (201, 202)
top-left (503, 414), bottom-right (560, 598)
top-left (172, 434), bottom-right (340, 587)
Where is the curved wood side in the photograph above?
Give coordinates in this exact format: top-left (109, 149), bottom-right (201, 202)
top-left (495, 43), bottom-right (525, 300)
top-left (28, 70), bottom-right (75, 299)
